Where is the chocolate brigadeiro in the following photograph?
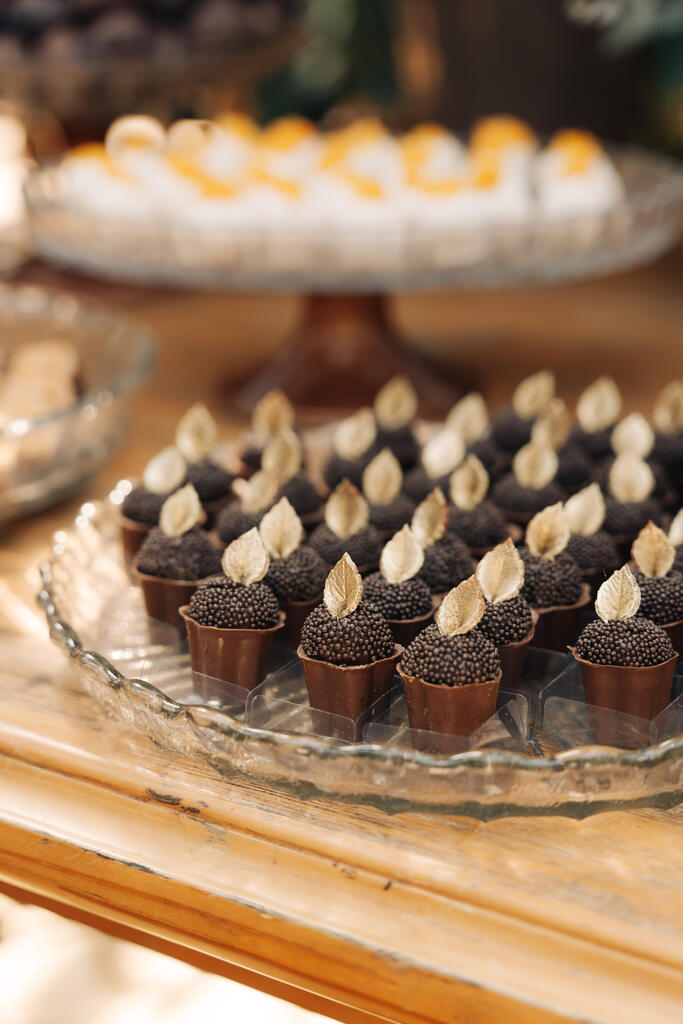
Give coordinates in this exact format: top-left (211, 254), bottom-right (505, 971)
top-left (447, 453), bottom-right (508, 555)
top-left (491, 370), bottom-right (555, 454)
top-left (323, 408), bottom-right (377, 490)
top-left (363, 525), bottom-right (433, 646)
top-left (671, 510), bottom-right (683, 574)
top-left (631, 522), bottom-right (683, 650)
top-left (135, 483), bottom-right (222, 631)
top-left (217, 468), bottom-right (279, 546)
top-left (652, 380), bottom-right (683, 502)
top-left (532, 397), bottom-right (590, 491)
top-left (262, 428), bottom-right (323, 522)
top-left (564, 482), bottom-right (618, 590)
top-left (239, 388), bottom-right (296, 475)
top-left (570, 375), bottom-right (622, 463)
top-left (372, 375), bottom-right (420, 470)
top-left (309, 479), bottom-right (382, 571)
top-left (603, 453), bottom-right (662, 557)
top-left (491, 439), bottom-right (564, 524)
top-left (404, 424), bottom-right (464, 503)
top-left (120, 444), bottom-right (187, 562)
top-left (412, 487), bottom-right (474, 594)
top-left (447, 392), bottom-right (508, 483)
top-left (175, 403), bottom-right (235, 526)
top-left (362, 447), bottom-right (415, 537)
top-left (476, 538), bottom-right (536, 689)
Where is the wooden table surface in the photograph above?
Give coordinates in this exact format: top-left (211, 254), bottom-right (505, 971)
top-left (1, 257), bottom-right (683, 1024)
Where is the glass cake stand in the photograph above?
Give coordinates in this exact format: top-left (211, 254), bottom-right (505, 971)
top-left (26, 146), bottom-right (683, 418)
top-left (38, 497), bottom-right (683, 820)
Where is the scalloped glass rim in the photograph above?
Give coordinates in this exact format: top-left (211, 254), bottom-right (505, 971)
top-left (37, 501), bottom-right (683, 819)
top-left (25, 146), bottom-right (683, 292)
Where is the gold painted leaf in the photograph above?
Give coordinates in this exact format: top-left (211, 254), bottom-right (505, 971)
top-left (653, 380), bottom-right (683, 436)
top-left (446, 392), bottom-right (489, 444)
top-left (380, 525), bottom-right (424, 584)
top-left (236, 469), bottom-right (280, 514)
top-left (450, 454), bottom-right (489, 511)
top-left (435, 575), bottom-right (486, 637)
top-left (251, 389), bottom-right (295, 437)
top-left (564, 483), bottom-right (605, 537)
top-left (261, 428), bottom-right (302, 483)
top-left (595, 565), bottom-right (640, 623)
top-left (576, 376), bottom-right (622, 433)
top-left (362, 448), bottom-right (403, 505)
top-left (159, 483), bottom-right (204, 538)
top-left (512, 370), bottom-right (555, 419)
top-left (525, 502), bottom-right (570, 560)
top-left (611, 412), bottom-right (654, 459)
top-left (373, 376), bottom-right (418, 429)
top-left (222, 527), bottom-right (270, 585)
top-left (259, 497), bottom-right (304, 560)
top-left (411, 487), bottom-right (448, 549)
top-left (631, 521), bottom-right (675, 579)
top-left (421, 427), bottom-right (464, 479)
top-left (142, 446), bottom-right (186, 495)
top-left (531, 398), bottom-right (570, 451)
top-left (324, 553), bottom-right (362, 618)
top-left (669, 509), bottom-right (683, 548)
top-left (608, 454), bottom-right (654, 504)
top-left (476, 538), bottom-right (524, 604)
top-left (334, 408), bottom-right (377, 460)
top-left (513, 442), bottom-right (558, 489)
top-left (175, 402), bottom-right (217, 462)
top-left (325, 480), bottom-right (369, 539)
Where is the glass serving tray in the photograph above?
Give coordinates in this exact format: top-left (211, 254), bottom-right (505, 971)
top-left (26, 147), bottom-right (682, 291)
top-left (38, 499), bottom-right (683, 819)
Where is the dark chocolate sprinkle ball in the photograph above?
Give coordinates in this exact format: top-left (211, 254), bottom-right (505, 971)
top-left (369, 493), bottom-right (416, 533)
top-left (280, 474), bottom-right (322, 517)
top-left (604, 498), bottom-right (662, 538)
top-left (566, 531), bottom-right (619, 572)
top-left (363, 573), bottom-right (432, 620)
top-left (265, 546), bottom-right (327, 603)
top-left (468, 435), bottom-right (510, 481)
top-left (570, 426), bottom-right (614, 462)
top-left (404, 467), bottom-right (449, 503)
top-left (217, 504), bottom-right (266, 545)
top-left (121, 486), bottom-right (166, 526)
top-left (418, 536), bottom-right (475, 594)
top-left (478, 595), bottom-right (534, 645)
top-left (188, 576), bottom-right (280, 629)
top-left (185, 459), bottom-right (235, 502)
top-left (556, 443), bottom-right (591, 489)
top-left (137, 526), bottom-right (221, 581)
top-left (521, 550), bottom-right (583, 608)
top-left (574, 617), bottom-right (674, 667)
top-left (308, 524), bottom-right (381, 568)
top-left (402, 624), bottom-right (501, 687)
top-left (323, 452), bottom-right (372, 490)
top-left (653, 434), bottom-right (683, 500)
top-left (446, 502), bottom-right (508, 550)
top-left (675, 546), bottom-right (683, 575)
top-left (491, 408), bottom-right (533, 454)
top-left (300, 601), bottom-right (394, 666)
top-left (374, 424), bottom-right (420, 469)
top-left (240, 444), bottom-right (262, 471)
top-left (634, 571), bottom-right (683, 626)
top-left (491, 474), bottom-right (564, 518)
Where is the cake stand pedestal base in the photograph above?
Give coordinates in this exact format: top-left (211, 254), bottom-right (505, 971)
top-left (231, 293), bottom-right (466, 423)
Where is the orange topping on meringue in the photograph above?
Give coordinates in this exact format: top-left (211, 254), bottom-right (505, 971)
top-left (251, 166), bottom-right (301, 198)
top-left (470, 151), bottom-right (501, 189)
top-left (260, 116), bottom-right (316, 151)
top-left (215, 111), bottom-right (258, 140)
top-left (407, 165), bottom-right (462, 196)
top-left (549, 129), bottom-right (601, 175)
top-left (67, 143), bottom-right (131, 179)
top-left (343, 173), bottom-right (384, 199)
top-left (168, 154), bottom-right (239, 197)
top-left (401, 122), bottom-right (451, 164)
top-left (470, 115), bottom-right (535, 152)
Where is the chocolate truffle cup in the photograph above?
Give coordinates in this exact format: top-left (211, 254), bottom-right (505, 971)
top-left (662, 617), bottom-right (683, 654)
top-left (533, 583), bottom-right (592, 652)
top-left (181, 607), bottom-right (286, 699)
top-left (386, 609), bottom-right (434, 648)
top-left (571, 650), bottom-right (678, 748)
top-left (134, 564), bottom-right (205, 633)
top-left (399, 665), bottom-right (502, 739)
top-left (280, 596), bottom-right (321, 648)
top-left (581, 563), bottom-right (619, 599)
top-left (298, 644), bottom-right (402, 738)
top-left (467, 523), bottom-right (523, 560)
top-left (497, 610), bottom-right (539, 691)
top-left (120, 515), bottom-right (153, 565)
top-left (202, 495), bottom-right (233, 530)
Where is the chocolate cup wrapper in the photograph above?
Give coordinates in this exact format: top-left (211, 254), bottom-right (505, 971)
top-left (399, 665), bottom-right (501, 738)
top-left (497, 611), bottom-right (538, 690)
top-left (134, 565), bottom-right (203, 633)
top-left (386, 610), bottom-right (433, 648)
top-left (298, 644), bottom-right (402, 724)
top-left (120, 515), bottom-right (152, 565)
top-left (182, 608), bottom-right (286, 694)
top-left (533, 583), bottom-right (591, 652)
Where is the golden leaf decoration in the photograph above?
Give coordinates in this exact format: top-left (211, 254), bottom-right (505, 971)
top-left (576, 376), bottom-right (622, 433)
top-left (513, 442), bottom-right (558, 489)
top-left (422, 427), bottom-right (464, 479)
top-left (435, 575), bottom-right (486, 637)
top-left (449, 454), bottom-right (489, 511)
top-left (611, 412), bottom-right (654, 459)
top-left (595, 565), bottom-right (640, 623)
top-left (334, 408), bottom-right (377, 460)
top-left (476, 538), bottom-right (524, 605)
top-left (379, 525), bottom-right (424, 584)
top-left (142, 446), bottom-right (186, 496)
top-left (324, 553), bottom-right (362, 618)
top-left (653, 380), bottom-right (683, 436)
top-left (608, 454), bottom-right (654, 504)
top-left (324, 480), bottom-right (369, 539)
top-left (251, 389), bottom-right (295, 437)
top-left (222, 527), bottom-right (270, 585)
top-left (564, 483), bottom-right (605, 537)
top-left (631, 522), bottom-right (675, 579)
top-left (531, 398), bottom-right (570, 451)
top-left (512, 370), bottom-right (555, 419)
top-left (525, 502), bottom-right (570, 560)
top-left (669, 509), bottom-right (683, 548)
top-left (236, 469), bottom-right (280, 514)
top-left (373, 376), bottom-right (418, 430)
top-left (362, 448), bottom-right (403, 505)
top-left (175, 402), bottom-right (217, 462)
top-left (446, 392), bottom-right (489, 444)
top-left (411, 487), bottom-right (448, 549)
top-left (261, 428), bottom-right (302, 483)
top-left (159, 483), bottom-right (204, 538)
top-left (259, 497), bottom-right (304, 560)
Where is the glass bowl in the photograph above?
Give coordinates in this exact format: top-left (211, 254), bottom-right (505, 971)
top-left (38, 498), bottom-right (683, 820)
top-left (0, 284), bottom-right (155, 523)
